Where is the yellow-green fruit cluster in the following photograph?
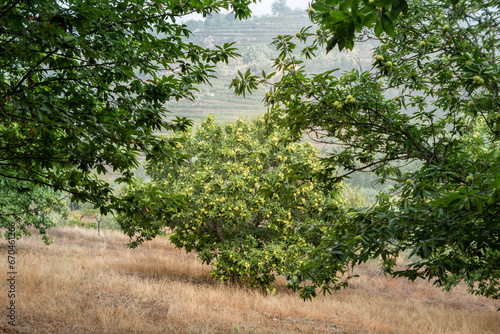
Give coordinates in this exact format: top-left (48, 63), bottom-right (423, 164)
top-left (345, 95), bottom-right (356, 104)
top-left (473, 75), bottom-right (485, 85)
top-left (144, 115), bottom-right (341, 292)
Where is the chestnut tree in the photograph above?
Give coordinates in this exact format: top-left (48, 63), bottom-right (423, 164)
top-left (232, 0), bottom-right (500, 300)
top-left (0, 0), bottom-right (258, 236)
top-left (118, 115), bottom-right (344, 291)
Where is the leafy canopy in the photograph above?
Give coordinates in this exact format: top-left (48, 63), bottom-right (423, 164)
top-left (118, 115), bottom-right (344, 291)
top-left (0, 0), bottom-right (258, 233)
top-left (232, 0), bottom-right (500, 300)
top-left (308, 0), bottom-right (409, 52)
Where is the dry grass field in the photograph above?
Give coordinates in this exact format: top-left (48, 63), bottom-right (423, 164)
top-left (0, 227), bottom-right (499, 334)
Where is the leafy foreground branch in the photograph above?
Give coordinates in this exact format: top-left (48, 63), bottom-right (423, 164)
top-left (0, 0), bottom-right (259, 239)
top-left (232, 0), bottom-right (500, 300)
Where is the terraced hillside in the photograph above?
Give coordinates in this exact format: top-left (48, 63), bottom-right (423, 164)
top-left (161, 13), bottom-right (382, 200)
top-left (164, 14), bottom-right (374, 125)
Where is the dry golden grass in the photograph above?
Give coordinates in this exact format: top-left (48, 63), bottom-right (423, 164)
top-left (0, 227), bottom-right (499, 334)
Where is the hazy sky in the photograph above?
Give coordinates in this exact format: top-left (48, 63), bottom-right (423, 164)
top-left (249, 0), bottom-right (311, 16)
top-left (181, 0), bottom-right (312, 21)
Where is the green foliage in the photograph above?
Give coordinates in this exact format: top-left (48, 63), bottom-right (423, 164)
top-left (204, 13), bottom-right (237, 27)
top-left (0, 185), bottom-right (68, 244)
top-left (272, 0), bottom-right (292, 16)
top-left (67, 212), bottom-right (96, 229)
top-left (118, 115), bottom-right (343, 290)
top-left (0, 0), bottom-right (258, 235)
top-left (241, 43), bottom-right (274, 72)
top-left (309, 0), bottom-right (409, 51)
top-left (233, 0), bottom-right (500, 300)
top-left (342, 184), bottom-right (370, 209)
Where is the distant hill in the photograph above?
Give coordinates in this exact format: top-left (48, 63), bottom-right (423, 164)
top-left (162, 13), bottom-right (382, 199)
top-left (164, 13), bottom-right (375, 125)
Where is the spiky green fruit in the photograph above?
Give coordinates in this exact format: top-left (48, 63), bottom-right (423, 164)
top-left (473, 75), bottom-right (484, 85)
top-left (345, 95), bottom-right (355, 104)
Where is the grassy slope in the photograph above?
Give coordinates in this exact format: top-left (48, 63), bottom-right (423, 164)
top-left (2, 227), bottom-right (499, 334)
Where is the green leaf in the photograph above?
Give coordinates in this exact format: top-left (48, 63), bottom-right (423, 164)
top-left (381, 13), bottom-right (395, 36)
top-left (362, 11), bottom-right (378, 26)
top-left (312, 2), bottom-right (333, 12)
top-left (374, 19), bottom-right (384, 37)
top-left (326, 36), bottom-right (340, 53)
top-left (329, 11), bottom-right (347, 22)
